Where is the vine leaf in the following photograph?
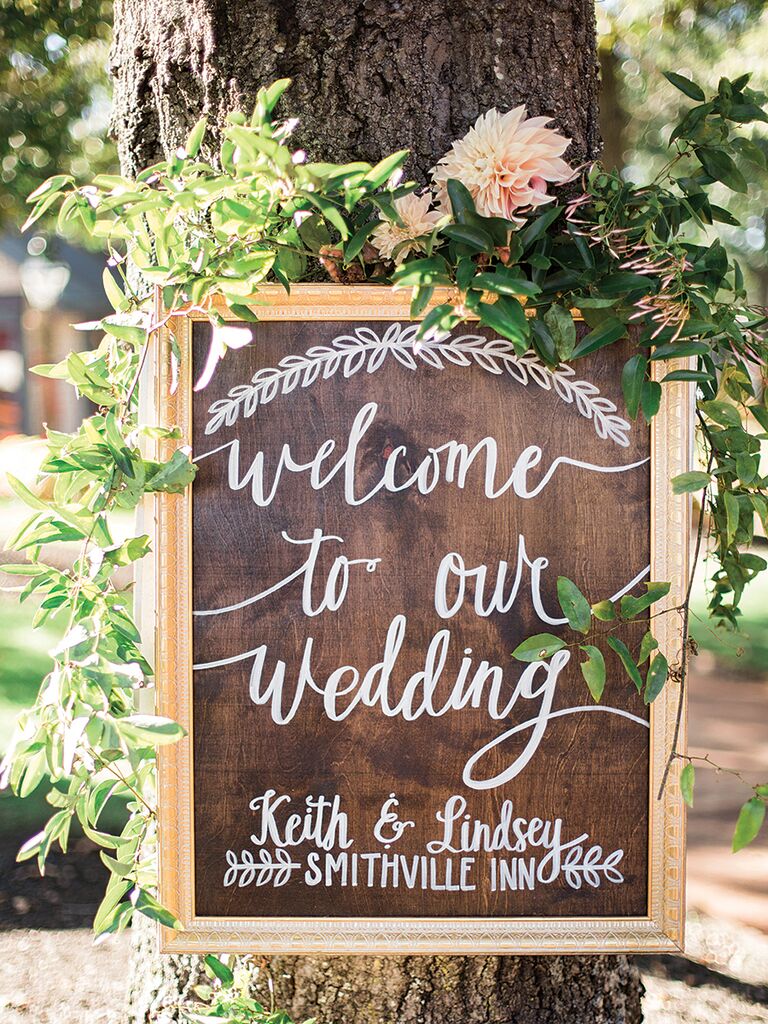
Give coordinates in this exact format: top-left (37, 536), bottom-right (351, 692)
top-left (672, 470), bottom-right (712, 494)
top-left (114, 715), bottom-right (186, 746)
top-left (663, 71), bottom-right (706, 101)
top-left (638, 631), bottom-right (658, 664)
top-left (591, 599), bottom-right (616, 622)
top-left (607, 636), bottom-right (643, 693)
top-left (621, 353), bottom-right (646, 419)
top-left (204, 955), bottom-right (235, 986)
top-left (133, 888), bottom-right (181, 929)
top-left (144, 450), bottom-right (197, 494)
top-left (680, 763), bottom-right (695, 808)
top-left (557, 576), bottom-right (591, 634)
top-left (724, 490), bottom-right (740, 546)
top-left (620, 581), bottom-right (671, 619)
top-left (512, 633), bottom-right (567, 663)
top-left (580, 645), bottom-right (606, 703)
top-left (544, 303), bottom-right (576, 360)
top-left (644, 653), bottom-right (669, 704)
top-left (732, 797), bottom-right (766, 852)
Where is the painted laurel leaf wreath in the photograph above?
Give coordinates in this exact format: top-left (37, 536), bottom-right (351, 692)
top-left (223, 847), bottom-right (301, 888)
top-left (204, 323), bottom-right (632, 447)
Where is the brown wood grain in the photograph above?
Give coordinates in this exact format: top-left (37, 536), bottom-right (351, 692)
top-left (190, 319), bottom-right (650, 920)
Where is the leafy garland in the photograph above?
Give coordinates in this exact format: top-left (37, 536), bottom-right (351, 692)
top-left (3, 74), bottom-right (768, 946)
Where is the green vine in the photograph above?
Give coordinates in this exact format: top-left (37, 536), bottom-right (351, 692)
top-left (2, 73), bottom-right (768, 941)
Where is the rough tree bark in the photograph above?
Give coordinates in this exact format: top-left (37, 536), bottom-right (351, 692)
top-left (110, 0), bottom-right (602, 181)
top-left (111, 2), bottom-right (644, 1021)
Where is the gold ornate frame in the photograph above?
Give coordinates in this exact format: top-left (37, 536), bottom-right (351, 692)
top-left (148, 284), bottom-right (691, 954)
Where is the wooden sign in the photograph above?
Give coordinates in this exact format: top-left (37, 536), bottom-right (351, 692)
top-left (152, 285), bottom-right (690, 953)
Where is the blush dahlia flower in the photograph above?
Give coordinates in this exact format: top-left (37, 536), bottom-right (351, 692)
top-left (370, 192), bottom-right (444, 263)
top-left (432, 107), bottom-right (574, 220)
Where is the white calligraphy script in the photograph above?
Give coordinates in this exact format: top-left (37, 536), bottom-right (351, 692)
top-left (195, 401), bottom-right (648, 509)
top-left (194, 388), bottom-right (650, 793)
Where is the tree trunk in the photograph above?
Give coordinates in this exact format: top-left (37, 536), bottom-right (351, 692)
top-left (110, 0), bottom-right (602, 179)
top-left (112, 2), bottom-right (643, 1021)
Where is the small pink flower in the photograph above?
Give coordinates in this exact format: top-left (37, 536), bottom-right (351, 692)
top-left (432, 107), bottom-right (574, 221)
top-left (370, 193), bottom-right (444, 264)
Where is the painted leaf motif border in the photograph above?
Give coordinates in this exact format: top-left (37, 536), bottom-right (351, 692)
top-left (204, 323), bottom-right (632, 447)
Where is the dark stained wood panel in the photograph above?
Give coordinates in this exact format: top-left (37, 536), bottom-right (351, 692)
top-left (190, 318), bottom-right (651, 921)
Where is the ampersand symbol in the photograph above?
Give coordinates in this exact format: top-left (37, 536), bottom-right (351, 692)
top-left (373, 793), bottom-right (415, 848)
